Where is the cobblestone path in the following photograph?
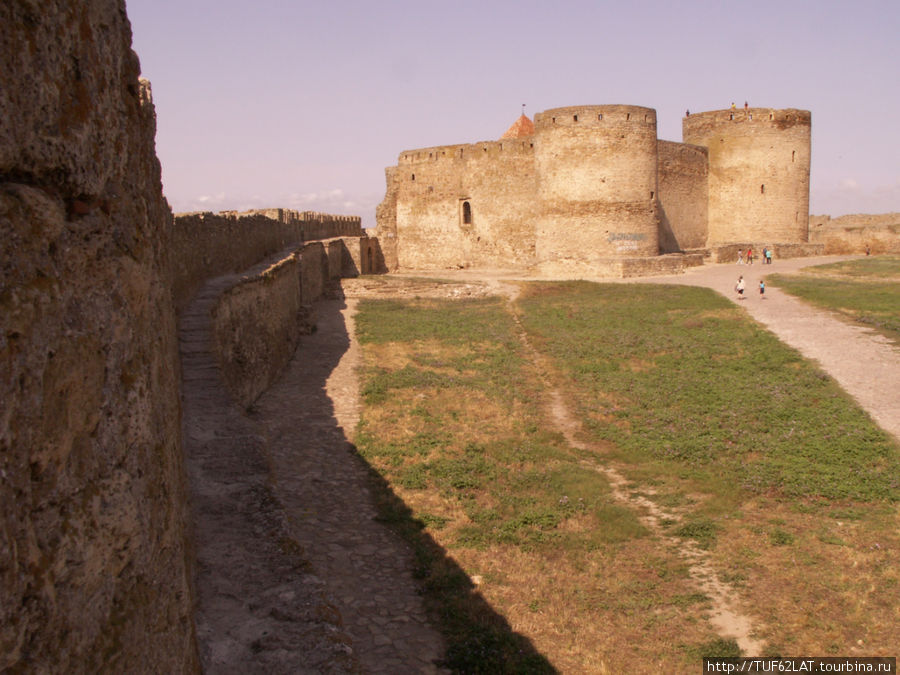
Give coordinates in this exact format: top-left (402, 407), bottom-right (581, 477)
top-left (251, 297), bottom-right (447, 674)
top-left (179, 273), bottom-right (359, 673)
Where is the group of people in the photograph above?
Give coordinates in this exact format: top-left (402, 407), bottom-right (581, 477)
top-left (737, 247), bottom-right (773, 265)
top-left (734, 275), bottom-right (765, 300)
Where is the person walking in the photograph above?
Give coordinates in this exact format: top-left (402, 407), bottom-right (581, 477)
top-left (735, 275), bottom-right (745, 300)
top-left (759, 279), bottom-right (766, 298)
top-left (737, 250), bottom-right (744, 265)
top-left (747, 248), bottom-right (753, 265)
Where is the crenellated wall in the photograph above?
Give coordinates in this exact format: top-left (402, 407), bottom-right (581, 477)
top-left (383, 137), bottom-right (537, 270)
top-left (379, 104), bottom-right (819, 275)
top-left (1, 2), bottom-right (197, 670)
top-left (171, 210), bottom-right (366, 310)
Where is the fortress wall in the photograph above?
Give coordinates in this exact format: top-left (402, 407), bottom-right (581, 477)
top-left (683, 108), bottom-right (810, 245)
top-left (327, 240), bottom-right (344, 279)
top-left (171, 211), bottom-right (364, 311)
top-left (1, 2), bottom-right (197, 671)
top-left (391, 140), bottom-right (538, 270)
top-left (391, 146), bottom-right (470, 269)
top-left (455, 139), bottom-right (537, 268)
top-left (324, 235), bottom-right (387, 277)
top-left (534, 105), bottom-right (660, 263)
top-left (657, 140), bottom-right (708, 252)
top-left (300, 242), bottom-right (328, 305)
top-left (172, 213), bottom-right (300, 309)
top-left (375, 166), bottom-right (400, 271)
top-left (210, 253), bottom-right (306, 409)
top-left (809, 213), bottom-right (900, 254)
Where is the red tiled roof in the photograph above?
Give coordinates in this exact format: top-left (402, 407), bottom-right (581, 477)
top-left (500, 114), bottom-right (535, 139)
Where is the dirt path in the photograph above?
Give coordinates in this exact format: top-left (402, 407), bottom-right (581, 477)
top-left (503, 290), bottom-right (766, 656)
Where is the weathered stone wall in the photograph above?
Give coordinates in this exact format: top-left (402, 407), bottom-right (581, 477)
top-left (658, 140), bottom-right (708, 252)
top-left (327, 240), bottom-right (344, 279)
top-left (300, 242), bottom-right (328, 305)
top-left (535, 105), bottom-right (660, 265)
top-left (386, 139), bottom-right (537, 270)
top-left (1, 1), bottom-right (197, 670)
top-left (683, 108), bottom-right (811, 245)
top-left (375, 166), bottom-right (400, 271)
top-left (210, 253), bottom-right (306, 409)
top-left (171, 211), bottom-right (364, 311)
top-left (809, 213), bottom-right (900, 254)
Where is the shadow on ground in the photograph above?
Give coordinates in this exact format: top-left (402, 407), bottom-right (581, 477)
top-left (249, 295), bottom-right (555, 673)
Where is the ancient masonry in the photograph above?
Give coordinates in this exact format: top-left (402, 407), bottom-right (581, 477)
top-left (1, 1), bottom-right (381, 669)
top-left (376, 104), bottom-right (817, 275)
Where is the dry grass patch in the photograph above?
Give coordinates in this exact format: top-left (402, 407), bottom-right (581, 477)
top-left (708, 497), bottom-right (900, 656)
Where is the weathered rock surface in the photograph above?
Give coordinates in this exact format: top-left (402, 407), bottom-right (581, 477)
top-left (1, 1), bottom-right (196, 670)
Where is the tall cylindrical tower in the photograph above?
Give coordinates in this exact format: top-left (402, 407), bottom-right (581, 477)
top-left (534, 105), bottom-right (659, 266)
top-left (683, 108), bottom-right (811, 244)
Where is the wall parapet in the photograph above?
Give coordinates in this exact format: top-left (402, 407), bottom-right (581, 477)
top-left (683, 108), bottom-right (811, 133)
top-left (171, 209), bottom-right (366, 310)
top-left (398, 139), bottom-right (534, 165)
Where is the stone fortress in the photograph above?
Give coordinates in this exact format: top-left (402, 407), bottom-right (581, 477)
top-left (3, 0), bottom-right (899, 670)
top-left (376, 104), bottom-right (820, 275)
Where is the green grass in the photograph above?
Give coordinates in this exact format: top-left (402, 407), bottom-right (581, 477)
top-left (353, 281), bottom-right (900, 669)
top-left (516, 281), bottom-right (900, 503)
top-left (765, 256), bottom-right (900, 345)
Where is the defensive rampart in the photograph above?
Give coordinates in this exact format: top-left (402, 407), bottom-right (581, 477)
top-left (171, 210), bottom-right (365, 310)
top-left (657, 140), bottom-right (708, 252)
top-left (209, 251), bottom-right (308, 408)
top-left (535, 105), bottom-right (660, 267)
top-left (809, 213), bottom-right (900, 254)
top-left (683, 108), bottom-right (811, 245)
top-left (1, 2), bottom-right (197, 670)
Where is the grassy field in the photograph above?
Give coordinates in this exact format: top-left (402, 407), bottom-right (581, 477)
top-left (765, 256), bottom-right (900, 345)
top-left (353, 282), bottom-right (900, 673)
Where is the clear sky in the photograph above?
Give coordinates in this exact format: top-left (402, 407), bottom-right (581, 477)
top-left (126, 0), bottom-right (900, 227)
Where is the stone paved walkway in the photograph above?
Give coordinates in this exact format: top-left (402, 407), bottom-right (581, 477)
top-left (179, 275), bottom-right (359, 673)
top-left (251, 297), bottom-right (446, 674)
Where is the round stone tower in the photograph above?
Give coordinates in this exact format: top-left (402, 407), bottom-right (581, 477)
top-left (533, 105), bottom-right (660, 268)
top-left (683, 108), bottom-right (811, 245)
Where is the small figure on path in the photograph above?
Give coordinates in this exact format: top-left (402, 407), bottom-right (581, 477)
top-left (731, 102), bottom-right (736, 110)
top-left (766, 248), bottom-right (773, 264)
top-left (747, 248), bottom-right (753, 265)
top-left (759, 279), bottom-right (766, 298)
top-left (762, 246), bottom-right (768, 263)
top-left (735, 275), bottom-right (745, 300)
top-left (866, 245), bottom-right (871, 256)
top-left (744, 101), bottom-right (749, 110)
top-left (686, 109), bottom-right (690, 117)
top-left (737, 250), bottom-right (744, 265)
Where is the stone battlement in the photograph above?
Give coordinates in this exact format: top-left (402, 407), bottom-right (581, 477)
top-left (683, 107), bottom-right (811, 131)
top-left (534, 104), bottom-right (657, 129)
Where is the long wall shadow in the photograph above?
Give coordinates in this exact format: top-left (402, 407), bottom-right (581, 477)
top-left (250, 294), bottom-right (556, 673)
